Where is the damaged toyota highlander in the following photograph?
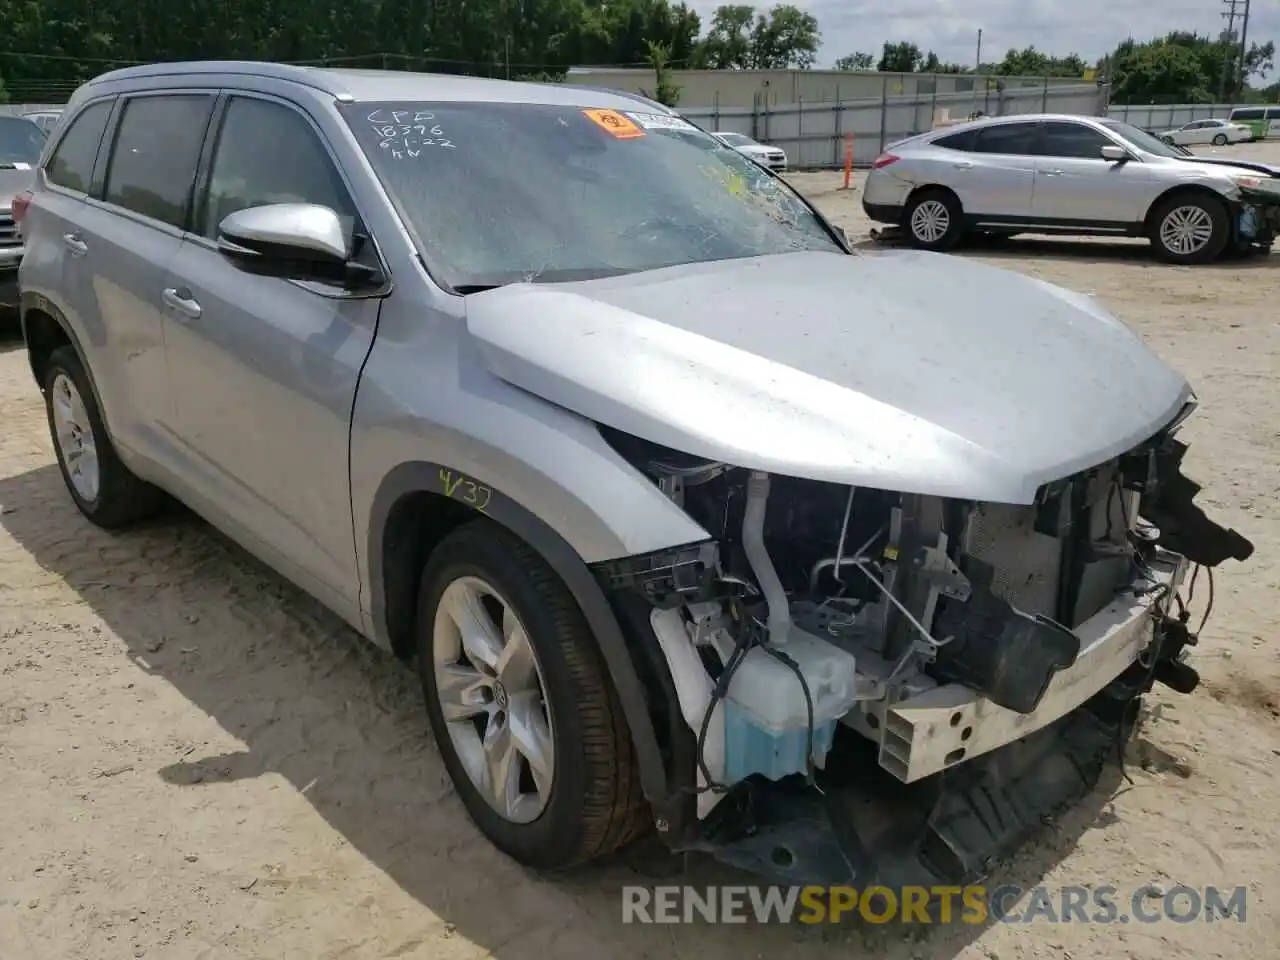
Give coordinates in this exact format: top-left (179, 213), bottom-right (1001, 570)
top-left (20, 64), bottom-right (1255, 888)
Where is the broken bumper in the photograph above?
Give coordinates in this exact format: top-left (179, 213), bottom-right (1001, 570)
top-left (871, 548), bottom-right (1186, 783)
top-left (682, 550), bottom-right (1194, 888)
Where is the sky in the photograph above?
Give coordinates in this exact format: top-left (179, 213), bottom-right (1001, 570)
top-left (685, 0), bottom-right (1280, 72)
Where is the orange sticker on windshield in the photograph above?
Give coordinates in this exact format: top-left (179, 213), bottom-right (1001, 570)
top-left (582, 109), bottom-right (645, 139)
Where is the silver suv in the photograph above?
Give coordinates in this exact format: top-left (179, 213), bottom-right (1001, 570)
top-left (862, 113), bottom-right (1280, 263)
top-left (18, 63), bottom-right (1252, 886)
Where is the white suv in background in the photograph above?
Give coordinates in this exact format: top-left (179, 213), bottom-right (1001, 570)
top-left (712, 131), bottom-right (788, 171)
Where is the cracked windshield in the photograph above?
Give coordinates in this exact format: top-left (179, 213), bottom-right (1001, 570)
top-left (342, 101), bottom-right (842, 289)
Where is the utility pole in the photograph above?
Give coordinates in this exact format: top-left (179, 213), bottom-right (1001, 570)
top-left (1236, 0), bottom-right (1252, 98)
top-left (1220, 0), bottom-right (1245, 102)
top-left (972, 29), bottom-right (983, 116)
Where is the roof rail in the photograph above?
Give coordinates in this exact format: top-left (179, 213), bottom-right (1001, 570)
top-left (86, 60), bottom-right (349, 99)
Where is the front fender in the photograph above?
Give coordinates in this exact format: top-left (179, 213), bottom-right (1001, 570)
top-left (363, 460), bottom-right (684, 821)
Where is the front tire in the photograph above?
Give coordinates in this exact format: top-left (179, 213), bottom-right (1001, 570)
top-left (43, 346), bottom-right (166, 528)
top-left (1148, 193), bottom-right (1230, 265)
top-left (902, 188), bottom-right (965, 251)
top-left (417, 519), bottom-right (648, 870)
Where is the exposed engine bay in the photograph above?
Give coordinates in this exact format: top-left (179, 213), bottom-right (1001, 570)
top-left (592, 409), bottom-right (1254, 885)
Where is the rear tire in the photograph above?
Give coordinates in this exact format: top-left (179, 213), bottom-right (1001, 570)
top-left (1148, 193), bottom-right (1230, 265)
top-left (417, 519), bottom-right (649, 870)
top-left (902, 188), bottom-right (965, 251)
top-left (42, 346), bottom-right (167, 529)
top-left (1211, 133), bottom-right (1228, 146)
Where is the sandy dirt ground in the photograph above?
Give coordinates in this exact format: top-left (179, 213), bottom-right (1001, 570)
top-left (2, 141), bottom-right (1279, 960)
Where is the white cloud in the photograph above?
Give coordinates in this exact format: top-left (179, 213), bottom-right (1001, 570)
top-left (685, 0), bottom-right (1279, 72)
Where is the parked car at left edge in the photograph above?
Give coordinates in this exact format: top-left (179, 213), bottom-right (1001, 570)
top-left (1156, 118), bottom-right (1253, 147)
top-left (22, 110), bottom-right (65, 136)
top-left (712, 131), bottom-right (788, 171)
top-left (1, 115), bottom-right (47, 313)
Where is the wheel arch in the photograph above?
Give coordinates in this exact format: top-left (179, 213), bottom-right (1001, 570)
top-left (904, 182), bottom-right (963, 212)
top-left (19, 292), bottom-right (83, 394)
top-left (1142, 184), bottom-right (1233, 236)
top-left (366, 460), bottom-right (673, 810)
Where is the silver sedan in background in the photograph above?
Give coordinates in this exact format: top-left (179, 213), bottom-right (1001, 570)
top-left (862, 113), bottom-right (1280, 264)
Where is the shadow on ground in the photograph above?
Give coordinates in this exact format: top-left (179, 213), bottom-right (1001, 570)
top-left (852, 233), bottom-right (1277, 270)
top-left (1, 310), bottom-right (24, 349)
top-left (0, 463), bottom-right (1130, 958)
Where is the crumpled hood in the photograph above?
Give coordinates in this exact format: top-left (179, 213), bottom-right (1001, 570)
top-left (1166, 155), bottom-right (1280, 180)
top-left (466, 250), bottom-right (1192, 503)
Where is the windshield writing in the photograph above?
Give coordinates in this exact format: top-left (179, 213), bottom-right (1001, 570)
top-left (342, 101), bottom-right (839, 288)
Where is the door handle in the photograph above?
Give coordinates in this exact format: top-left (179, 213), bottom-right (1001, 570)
top-left (62, 233), bottom-right (88, 257)
top-left (1042, 169), bottom-right (1064, 176)
top-left (952, 161), bottom-right (973, 169)
top-left (162, 287), bottom-right (202, 320)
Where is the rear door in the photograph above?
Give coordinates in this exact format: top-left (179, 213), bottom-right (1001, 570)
top-left (1029, 121), bottom-right (1151, 226)
top-left (16, 99), bottom-right (112, 314)
top-left (75, 92), bottom-right (217, 465)
top-left (1188, 121), bottom-right (1216, 145)
top-left (943, 121), bottom-right (1039, 219)
top-left (159, 91), bottom-right (383, 606)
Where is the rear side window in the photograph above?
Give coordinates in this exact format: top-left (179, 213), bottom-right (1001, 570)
top-left (104, 94), bottom-right (215, 229)
top-left (44, 101), bottom-right (112, 193)
top-left (934, 129), bottom-right (976, 151)
top-left (973, 123), bottom-right (1038, 155)
top-left (1230, 108), bottom-right (1264, 121)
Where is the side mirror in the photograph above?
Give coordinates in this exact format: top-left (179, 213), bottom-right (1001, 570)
top-left (1100, 144), bottom-right (1129, 162)
top-left (217, 203), bottom-right (377, 288)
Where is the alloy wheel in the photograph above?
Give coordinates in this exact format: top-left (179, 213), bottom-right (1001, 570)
top-left (431, 576), bottom-right (555, 824)
top-left (50, 372), bottom-right (100, 502)
top-left (1159, 205), bottom-right (1214, 257)
top-left (910, 199), bottom-right (951, 243)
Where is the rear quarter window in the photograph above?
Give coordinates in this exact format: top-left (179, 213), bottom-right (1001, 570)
top-left (44, 100), bottom-right (113, 193)
top-left (933, 129), bottom-right (976, 151)
top-left (972, 123), bottom-right (1038, 154)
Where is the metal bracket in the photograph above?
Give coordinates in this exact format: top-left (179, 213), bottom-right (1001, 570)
top-left (915, 545), bottom-right (972, 601)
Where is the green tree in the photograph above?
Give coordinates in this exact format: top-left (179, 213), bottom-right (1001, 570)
top-left (1105, 31), bottom-right (1277, 103)
top-left (993, 46), bottom-right (1087, 77)
top-left (921, 51), bottom-right (967, 73)
top-left (701, 5), bottom-right (755, 68)
top-left (877, 41), bottom-right (923, 72)
top-left (749, 4), bottom-right (820, 69)
top-left (700, 4), bottom-right (819, 69)
top-left (834, 51), bottom-right (874, 71)
top-left (641, 39), bottom-right (681, 105)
